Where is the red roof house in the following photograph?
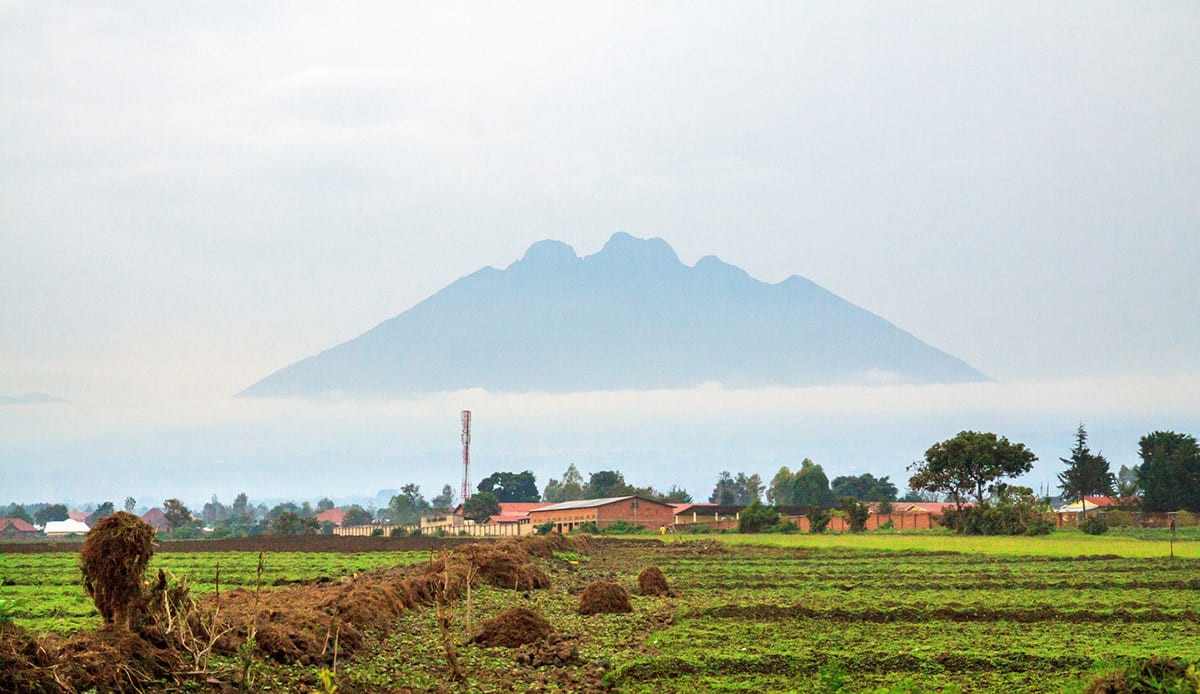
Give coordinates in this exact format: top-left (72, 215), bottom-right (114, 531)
top-left (141, 508), bottom-right (168, 530)
top-left (315, 508), bottom-right (346, 526)
top-left (0, 517), bottom-right (38, 538)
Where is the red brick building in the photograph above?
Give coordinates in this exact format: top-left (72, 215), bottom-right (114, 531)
top-left (527, 496), bottom-right (675, 533)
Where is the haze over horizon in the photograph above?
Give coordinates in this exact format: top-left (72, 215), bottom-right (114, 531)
top-left (2, 3), bottom-right (1197, 507)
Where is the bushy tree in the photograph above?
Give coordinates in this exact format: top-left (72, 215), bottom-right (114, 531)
top-left (478, 470), bottom-right (540, 502)
top-left (201, 495), bottom-right (228, 526)
top-left (316, 497), bottom-right (335, 512)
top-left (1138, 431), bottom-right (1200, 512)
top-left (908, 431), bottom-right (1037, 508)
top-left (937, 484), bottom-right (1053, 536)
top-left (769, 460), bottom-right (836, 507)
top-left (661, 485), bottom-right (693, 503)
top-left (34, 503), bottom-right (69, 526)
top-left (271, 511), bottom-right (318, 535)
top-left (839, 497), bottom-right (870, 532)
top-left (585, 470), bottom-right (634, 499)
top-left (1057, 424), bottom-right (1115, 510)
top-left (806, 505), bottom-right (831, 534)
top-left (738, 501), bottom-right (779, 533)
top-left (831, 474), bottom-right (898, 502)
top-left (462, 491), bottom-right (500, 522)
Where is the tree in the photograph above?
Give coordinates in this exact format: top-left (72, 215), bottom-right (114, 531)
top-left (738, 501), bottom-right (780, 533)
top-left (1116, 464), bottom-right (1140, 502)
top-left (792, 459), bottom-right (836, 507)
top-left (431, 484), bottom-right (456, 510)
top-left (543, 463), bottom-right (585, 502)
top-left (201, 495), bottom-right (228, 526)
top-left (34, 503), bottom-right (69, 526)
top-left (661, 485), bottom-right (693, 503)
top-left (831, 474), bottom-right (898, 502)
top-left (462, 491), bottom-right (500, 523)
top-left (1057, 424), bottom-right (1115, 514)
top-left (908, 431), bottom-right (1037, 508)
top-left (316, 497), bottom-right (335, 513)
top-left (272, 511), bottom-right (317, 535)
top-left (162, 498), bottom-right (193, 531)
top-left (710, 471), bottom-right (737, 504)
top-left (86, 501), bottom-right (115, 526)
top-left (387, 484), bottom-right (430, 525)
top-left (1138, 431), bottom-right (1200, 513)
top-left (839, 497), bottom-right (870, 532)
top-left (584, 470), bottom-right (633, 499)
top-left (3, 504), bottom-right (32, 523)
top-left (342, 505), bottom-right (374, 526)
top-left (123, 497), bottom-right (137, 513)
top-left (478, 471), bottom-right (540, 502)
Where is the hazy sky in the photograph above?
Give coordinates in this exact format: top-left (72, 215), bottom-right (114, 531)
top-left (2, 3), bottom-right (1198, 505)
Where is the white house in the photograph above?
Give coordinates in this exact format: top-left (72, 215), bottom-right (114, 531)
top-left (43, 519), bottom-right (90, 537)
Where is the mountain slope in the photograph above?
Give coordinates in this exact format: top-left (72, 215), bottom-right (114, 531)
top-left (238, 233), bottom-right (989, 397)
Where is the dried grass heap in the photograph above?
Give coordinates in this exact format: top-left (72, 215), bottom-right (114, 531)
top-left (636, 565), bottom-right (673, 596)
top-left (80, 512), bottom-right (156, 629)
top-left (470, 606), bottom-right (555, 648)
top-left (578, 579), bottom-right (632, 615)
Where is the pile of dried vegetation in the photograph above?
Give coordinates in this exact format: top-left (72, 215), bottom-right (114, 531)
top-left (1, 532), bottom-right (592, 692)
top-left (636, 565), bottom-right (673, 596)
top-left (578, 579), bottom-right (633, 615)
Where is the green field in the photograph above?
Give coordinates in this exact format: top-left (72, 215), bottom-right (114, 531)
top-left (0, 550), bottom-right (427, 634)
top-left (3, 533), bottom-right (1199, 692)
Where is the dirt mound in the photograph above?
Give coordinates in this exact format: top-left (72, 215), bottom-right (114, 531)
top-left (471, 606), bottom-right (556, 648)
top-left (578, 580), bottom-right (633, 615)
top-left (1084, 656), bottom-right (1199, 694)
top-left (637, 566), bottom-right (673, 596)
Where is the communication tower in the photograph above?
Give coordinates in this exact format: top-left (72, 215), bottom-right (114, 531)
top-left (460, 410), bottom-right (472, 505)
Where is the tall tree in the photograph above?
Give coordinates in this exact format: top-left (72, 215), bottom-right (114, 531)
top-left (387, 484), bottom-right (430, 525)
top-left (543, 463), bottom-right (584, 502)
top-left (1138, 431), bottom-right (1200, 513)
top-left (1057, 424), bottom-right (1115, 513)
top-left (1115, 465), bottom-right (1140, 501)
top-left (709, 471), bottom-right (737, 504)
top-left (3, 504), bottom-right (33, 523)
top-left (162, 499), bottom-right (193, 531)
top-left (908, 431), bottom-right (1037, 508)
top-left (661, 485), bottom-right (693, 503)
top-left (123, 497), bottom-right (137, 513)
top-left (316, 497), bottom-right (335, 512)
top-left (792, 459), bottom-right (835, 507)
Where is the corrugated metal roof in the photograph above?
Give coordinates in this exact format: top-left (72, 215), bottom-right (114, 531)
top-left (531, 496), bottom-right (637, 512)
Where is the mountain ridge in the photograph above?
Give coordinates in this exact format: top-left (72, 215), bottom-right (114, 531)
top-left (238, 233), bottom-right (989, 398)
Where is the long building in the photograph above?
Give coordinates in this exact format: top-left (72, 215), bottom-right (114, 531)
top-left (527, 496), bottom-right (675, 533)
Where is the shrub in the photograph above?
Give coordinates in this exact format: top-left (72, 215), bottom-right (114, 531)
top-left (937, 486), bottom-right (1054, 536)
top-left (576, 521), bottom-right (599, 534)
top-left (1176, 510), bottom-right (1197, 528)
top-left (876, 519), bottom-right (895, 531)
top-left (1105, 510), bottom-right (1133, 527)
top-left (603, 520), bottom-right (643, 535)
top-left (535, 521), bottom-right (555, 535)
top-left (370, 528), bottom-right (384, 537)
top-left (738, 501), bottom-right (780, 533)
top-left (1081, 515), bottom-right (1109, 535)
top-left (774, 520), bottom-right (799, 534)
top-left (389, 527), bottom-right (407, 537)
top-left (839, 497), bottom-right (870, 532)
top-left (807, 507), bottom-right (831, 534)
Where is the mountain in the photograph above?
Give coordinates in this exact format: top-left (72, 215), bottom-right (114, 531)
top-left (238, 233), bottom-right (989, 398)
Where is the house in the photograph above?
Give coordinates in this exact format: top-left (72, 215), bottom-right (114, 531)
top-left (528, 496), bottom-right (675, 533)
top-left (43, 519), bottom-right (90, 537)
top-left (425, 502), bottom-right (553, 537)
top-left (670, 503), bottom-right (744, 530)
top-left (1056, 496), bottom-right (1119, 513)
top-left (141, 508), bottom-right (169, 531)
top-left (0, 517), bottom-right (39, 539)
top-left (67, 510), bottom-right (89, 523)
top-left (315, 508), bottom-right (346, 527)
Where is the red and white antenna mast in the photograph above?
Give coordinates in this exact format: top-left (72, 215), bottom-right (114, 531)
top-left (460, 410), bottom-right (472, 505)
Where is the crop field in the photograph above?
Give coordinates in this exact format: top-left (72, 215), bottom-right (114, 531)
top-left (0, 550), bottom-right (429, 634)
top-left (2, 533), bottom-right (1199, 693)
